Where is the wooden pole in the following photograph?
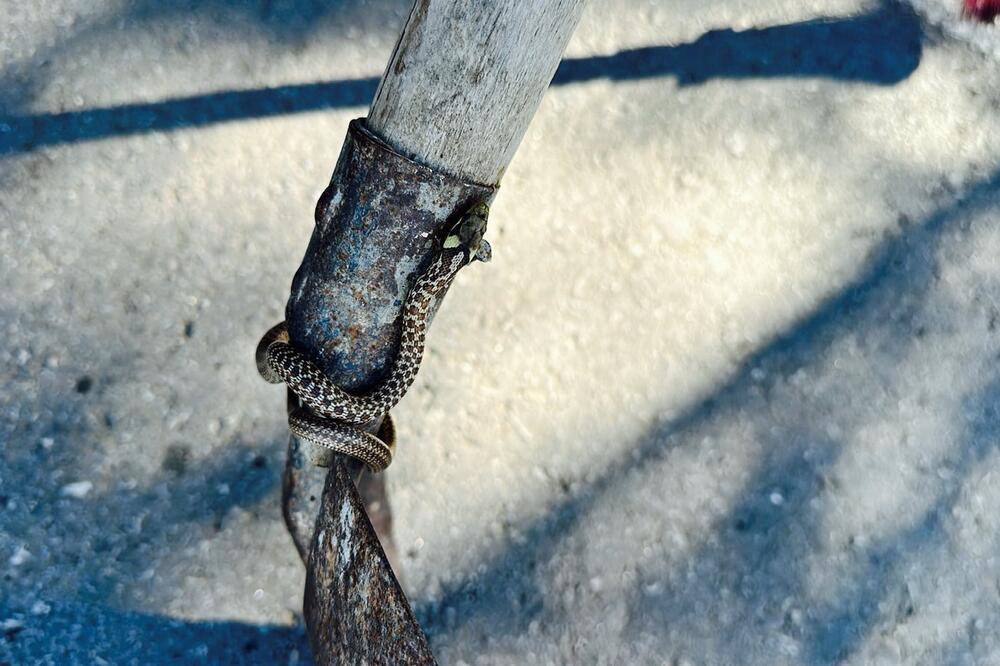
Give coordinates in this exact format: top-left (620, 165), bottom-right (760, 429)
top-left (369, 1), bottom-right (587, 185)
top-left (280, 1), bottom-right (587, 662)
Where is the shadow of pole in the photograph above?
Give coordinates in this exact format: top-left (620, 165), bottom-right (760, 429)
top-left (0, 1), bottom-right (921, 156)
top-left (416, 167), bottom-right (1000, 660)
top-left (0, 322), bottom-right (301, 663)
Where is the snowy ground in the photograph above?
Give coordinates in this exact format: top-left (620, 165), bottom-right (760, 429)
top-left (2, 0), bottom-right (1000, 664)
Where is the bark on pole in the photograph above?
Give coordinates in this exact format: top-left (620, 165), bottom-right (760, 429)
top-left (278, 1), bottom-right (587, 663)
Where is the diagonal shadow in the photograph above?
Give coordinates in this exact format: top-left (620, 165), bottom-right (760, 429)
top-left (0, 600), bottom-right (311, 666)
top-left (631, 361), bottom-right (1000, 666)
top-left (0, 310), bottom-right (303, 663)
top-left (0, 0), bottom-right (921, 156)
top-left (1, 392), bottom-right (286, 590)
top-left (1, 433), bottom-right (303, 665)
top-left (552, 0), bottom-right (921, 87)
top-left (0, 0), bottom-right (390, 117)
top-left (416, 165), bottom-right (1000, 660)
top-left (119, 0), bottom-right (388, 43)
top-left (811, 370), bottom-right (1000, 663)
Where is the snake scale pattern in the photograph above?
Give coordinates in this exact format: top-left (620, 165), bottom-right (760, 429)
top-left (256, 202), bottom-right (491, 472)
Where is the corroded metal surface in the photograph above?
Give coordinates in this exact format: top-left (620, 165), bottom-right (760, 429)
top-left (281, 119), bottom-right (495, 663)
top-left (282, 393), bottom-right (398, 568)
top-left (286, 118), bottom-right (495, 386)
top-left (304, 460), bottom-right (434, 664)
top-left (281, 392), bottom-right (330, 563)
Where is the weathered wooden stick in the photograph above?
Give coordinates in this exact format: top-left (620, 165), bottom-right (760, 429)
top-left (369, 0), bottom-right (588, 184)
top-left (279, 1), bottom-right (587, 662)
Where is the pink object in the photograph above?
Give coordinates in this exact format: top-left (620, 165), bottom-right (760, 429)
top-left (964, 0), bottom-right (1000, 22)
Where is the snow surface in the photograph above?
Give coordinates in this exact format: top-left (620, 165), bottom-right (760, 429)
top-left (909, 0), bottom-right (1000, 58)
top-left (1, 0), bottom-right (999, 664)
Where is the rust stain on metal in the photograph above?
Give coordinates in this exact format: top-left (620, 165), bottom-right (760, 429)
top-left (281, 391), bottom-right (328, 562)
top-left (286, 119), bottom-right (495, 389)
top-left (345, 324), bottom-right (364, 342)
top-left (280, 118), bottom-right (495, 662)
top-left (305, 460), bottom-right (435, 664)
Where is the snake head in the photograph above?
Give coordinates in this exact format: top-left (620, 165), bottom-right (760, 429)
top-left (443, 202), bottom-right (491, 263)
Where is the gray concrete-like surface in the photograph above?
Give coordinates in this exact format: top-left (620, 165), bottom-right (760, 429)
top-left (2, 1), bottom-right (1000, 664)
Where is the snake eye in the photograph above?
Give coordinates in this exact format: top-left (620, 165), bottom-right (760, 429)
top-left (466, 202), bottom-right (490, 219)
top-left (443, 202), bottom-right (490, 255)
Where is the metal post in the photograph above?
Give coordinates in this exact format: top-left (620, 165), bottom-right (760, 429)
top-left (272, 1), bottom-right (588, 662)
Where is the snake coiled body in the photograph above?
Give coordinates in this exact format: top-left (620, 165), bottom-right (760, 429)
top-left (256, 203), bottom-right (491, 472)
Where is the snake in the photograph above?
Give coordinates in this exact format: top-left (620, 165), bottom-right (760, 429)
top-left (256, 202), bottom-right (491, 472)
